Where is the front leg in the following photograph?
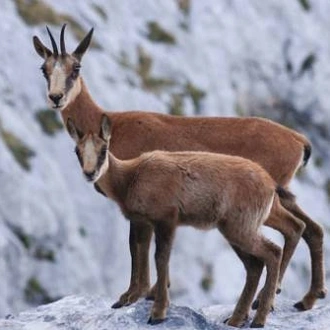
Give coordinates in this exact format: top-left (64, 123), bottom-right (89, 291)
top-left (146, 268), bottom-right (170, 301)
top-left (137, 222), bottom-right (154, 295)
top-left (112, 222), bottom-right (153, 308)
top-left (148, 221), bottom-right (176, 324)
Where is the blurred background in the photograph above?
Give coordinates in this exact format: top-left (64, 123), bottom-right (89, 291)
top-left (0, 0), bottom-right (329, 317)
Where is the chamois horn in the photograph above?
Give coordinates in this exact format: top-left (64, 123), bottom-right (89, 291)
top-left (60, 24), bottom-right (67, 55)
top-left (46, 26), bottom-right (58, 56)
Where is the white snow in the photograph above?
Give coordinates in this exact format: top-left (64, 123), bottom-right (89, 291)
top-left (0, 295), bottom-right (329, 330)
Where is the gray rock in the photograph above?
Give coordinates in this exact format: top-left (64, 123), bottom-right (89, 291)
top-left (0, 296), bottom-right (329, 330)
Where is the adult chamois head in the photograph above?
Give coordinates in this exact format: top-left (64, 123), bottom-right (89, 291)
top-left (33, 24), bottom-right (93, 110)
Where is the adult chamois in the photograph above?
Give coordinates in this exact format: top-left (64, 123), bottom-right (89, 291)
top-left (33, 24), bottom-right (326, 311)
top-left (66, 115), bottom-right (285, 327)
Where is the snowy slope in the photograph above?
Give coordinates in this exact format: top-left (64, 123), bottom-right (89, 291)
top-left (0, 296), bottom-right (329, 330)
top-left (0, 0), bottom-right (329, 318)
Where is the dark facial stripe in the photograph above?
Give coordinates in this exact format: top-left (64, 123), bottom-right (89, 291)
top-left (41, 65), bottom-right (50, 87)
top-left (65, 72), bottom-right (79, 93)
top-left (97, 145), bottom-right (107, 170)
top-left (65, 76), bottom-right (74, 94)
top-left (75, 146), bottom-right (83, 166)
top-left (65, 66), bottom-right (80, 93)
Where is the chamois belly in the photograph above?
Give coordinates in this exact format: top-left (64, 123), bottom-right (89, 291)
top-left (178, 195), bottom-right (226, 230)
top-left (179, 212), bottom-right (221, 230)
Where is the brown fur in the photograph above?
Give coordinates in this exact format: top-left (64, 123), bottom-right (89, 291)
top-left (33, 26), bottom-right (326, 312)
top-left (67, 117), bottom-right (284, 327)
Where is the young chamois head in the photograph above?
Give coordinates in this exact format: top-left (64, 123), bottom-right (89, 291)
top-left (66, 115), bottom-right (111, 182)
top-left (33, 24), bottom-right (93, 110)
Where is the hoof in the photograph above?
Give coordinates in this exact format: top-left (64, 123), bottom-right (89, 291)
top-left (112, 287), bottom-right (148, 309)
top-left (317, 289), bottom-right (327, 299)
top-left (224, 315), bottom-right (248, 327)
top-left (223, 317), bottom-right (230, 324)
top-left (111, 301), bottom-right (124, 309)
top-left (145, 295), bottom-right (155, 301)
top-left (147, 317), bottom-right (165, 325)
top-left (252, 300), bottom-right (259, 310)
top-left (250, 321), bottom-right (264, 328)
top-left (293, 301), bottom-right (307, 311)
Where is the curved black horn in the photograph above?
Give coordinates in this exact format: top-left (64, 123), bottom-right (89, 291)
top-left (60, 24), bottom-right (67, 55)
top-left (46, 26), bottom-right (58, 56)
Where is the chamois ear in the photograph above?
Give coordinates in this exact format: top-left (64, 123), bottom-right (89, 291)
top-left (33, 36), bottom-right (52, 59)
top-left (100, 114), bottom-right (112, 142)
top-left (66, 118), bottom-right (83, 143)
top-left (72, 28), bottom-right (94, 61)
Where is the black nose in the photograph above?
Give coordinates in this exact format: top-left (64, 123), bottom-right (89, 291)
top-left (84, 171), bottom-right (96, 181)
top-left (49, 93), bottom-right (63, 105)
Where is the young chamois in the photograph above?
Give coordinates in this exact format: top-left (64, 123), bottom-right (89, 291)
top-left (33, 24), bottom-right (326, 311)
top-left (67, 115), bottom-right (285, 328)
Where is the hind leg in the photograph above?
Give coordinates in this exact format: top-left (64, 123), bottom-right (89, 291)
top-left (253, 200), bottom-right (305, 310)
top-left (225, 246), bottom-right (264, 328)
top-left (220, 224), bottom-right (281, 328)
top-left (280, 197), bottom-right (327, 310)
top-left (250, 237), bottom-right (282, 328)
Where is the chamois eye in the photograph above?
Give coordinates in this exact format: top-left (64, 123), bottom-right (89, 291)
top-left (100, 146), bottom-right (107, 158)
top-left (74, 146), bottom-right (80, 156)
top-left (71, 64), bottom-right (81, 79)
top-left (74, 146), bottom-right (83, 165)
top-left (73, 64), bottom-right (81, 72)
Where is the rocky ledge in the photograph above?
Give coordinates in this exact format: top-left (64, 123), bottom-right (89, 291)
top-left (0, 296), bottom-right (328, 330)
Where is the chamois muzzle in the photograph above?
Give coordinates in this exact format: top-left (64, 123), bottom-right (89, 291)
top-left (84, 170), bottom-right (96, 182)
top-left (48, 93), bottom-right (64, 107)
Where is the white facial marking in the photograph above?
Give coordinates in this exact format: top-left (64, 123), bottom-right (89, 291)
top-left (83, 139), bottom-right (98, 172)
top-left (82, 139), bottom-right (109, 183)
top-left (49, 64), bottom-right (66, 95)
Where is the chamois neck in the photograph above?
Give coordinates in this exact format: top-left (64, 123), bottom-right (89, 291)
top-left (61, 78), bottom-right (104, 133)
top-left (99, 152), bottom-right (133, 203)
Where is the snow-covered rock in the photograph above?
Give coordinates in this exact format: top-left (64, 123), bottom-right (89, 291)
top-left (0, 0), bottom-right (329, 318)
top-left (0, 296), bottom-right (329, 330)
